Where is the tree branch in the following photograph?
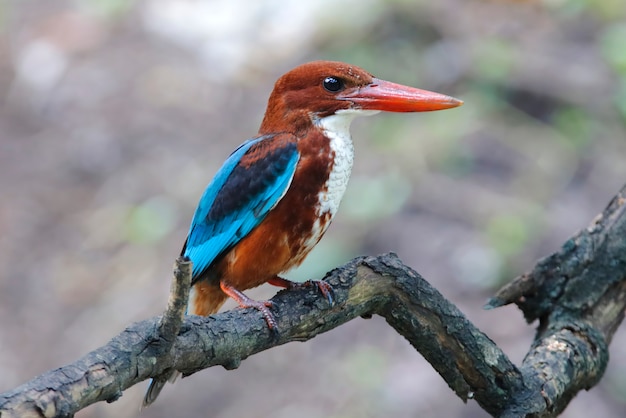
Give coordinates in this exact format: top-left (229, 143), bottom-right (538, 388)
top-left (488, 184), bottom-right (626, 416)
top-left (1, 184), bottom-right (625, 418)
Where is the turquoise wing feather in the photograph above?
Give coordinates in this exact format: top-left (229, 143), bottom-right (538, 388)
top-left (183, 133), bottom-right (299, 282)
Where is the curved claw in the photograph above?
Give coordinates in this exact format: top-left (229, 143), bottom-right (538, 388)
top-left (268, 276), bottom-right (335, 306)
top-left (311, 280), bottom-right (334, 306)
top-left (248, 300), bottom-right (278, 331)
top-left (220, 281), bottom-right (278, 331)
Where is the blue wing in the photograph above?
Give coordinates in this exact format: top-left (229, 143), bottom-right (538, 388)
top-left (183, 133), bottom-right (299, 282)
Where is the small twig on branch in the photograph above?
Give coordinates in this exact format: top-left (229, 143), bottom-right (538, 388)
top-left (488, 184), bottom-right (626, 329)
top-left (1, 184), bottom-right (625, 418)
top-left (141, 256), bottom-right (191, 404)
top-left (159, 256), bottom-right (192, 340)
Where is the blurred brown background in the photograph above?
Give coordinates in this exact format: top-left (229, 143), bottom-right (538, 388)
top-left (2, 0), bottom-right (626, 417)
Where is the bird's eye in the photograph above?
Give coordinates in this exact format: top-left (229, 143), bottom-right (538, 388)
top-left (323, 77), bottom-right (344, 92)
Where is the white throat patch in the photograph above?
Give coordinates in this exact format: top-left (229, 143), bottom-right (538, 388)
top-left (293, 108), bottom-right (380, 256)
top-left (314, 108), bottom-right (380, 218)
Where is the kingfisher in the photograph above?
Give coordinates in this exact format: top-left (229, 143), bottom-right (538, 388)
top-left (143, 60), bottom-right (462, 406)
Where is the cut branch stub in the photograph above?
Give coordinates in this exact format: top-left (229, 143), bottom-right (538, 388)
top-left (488, 184), bottom-right (626, 328)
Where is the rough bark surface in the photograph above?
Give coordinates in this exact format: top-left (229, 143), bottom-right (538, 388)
top-left (1, 184), bottom-right (625, 418)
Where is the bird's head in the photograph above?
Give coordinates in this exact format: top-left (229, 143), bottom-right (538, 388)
top-left (259, 60), bottom-right (462, 135)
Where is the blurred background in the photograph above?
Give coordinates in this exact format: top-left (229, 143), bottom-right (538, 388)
top-left (2, 0), bottom-right (626, 417)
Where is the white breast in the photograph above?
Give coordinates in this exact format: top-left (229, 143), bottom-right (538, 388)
top-left (306, 108), bottom-right (380, 235)
top-left (292, 108), bottom-right (380, 261)
top-left (317, 122), bottom-right (354, 218)
top-left (316, 108), bottom-right (380, 218)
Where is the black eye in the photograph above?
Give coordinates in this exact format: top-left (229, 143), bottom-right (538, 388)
top-left (323, 76), bottom-right (344, 92)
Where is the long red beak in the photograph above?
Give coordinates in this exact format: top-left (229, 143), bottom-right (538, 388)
top-left (338, 78), bottom-right (463, 112)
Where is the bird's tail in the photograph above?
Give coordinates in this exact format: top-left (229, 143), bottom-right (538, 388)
top-left (142, 281), bottom-right (228, 407)
top-left (143, 370), bottom-right (180, 408)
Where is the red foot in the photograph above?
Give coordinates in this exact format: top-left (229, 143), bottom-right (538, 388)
top-left (268, 276), bottom-right (334, 305)
top-left (220, 281), bottom-right (278, 330)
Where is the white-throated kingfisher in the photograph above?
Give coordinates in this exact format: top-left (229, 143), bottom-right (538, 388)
top-left (143, 60), bottom-right (462, 406)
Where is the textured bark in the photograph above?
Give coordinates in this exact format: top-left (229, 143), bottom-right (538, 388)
top-left (485, 184), bottom-right (626, 417)
top-left (1, 184), bottom-right (625, 418)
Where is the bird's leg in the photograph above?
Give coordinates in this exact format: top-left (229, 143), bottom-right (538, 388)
top-left (219, 281), bottom-right (278, 330)
top-left (267, 276), bottom-right (334, 305)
